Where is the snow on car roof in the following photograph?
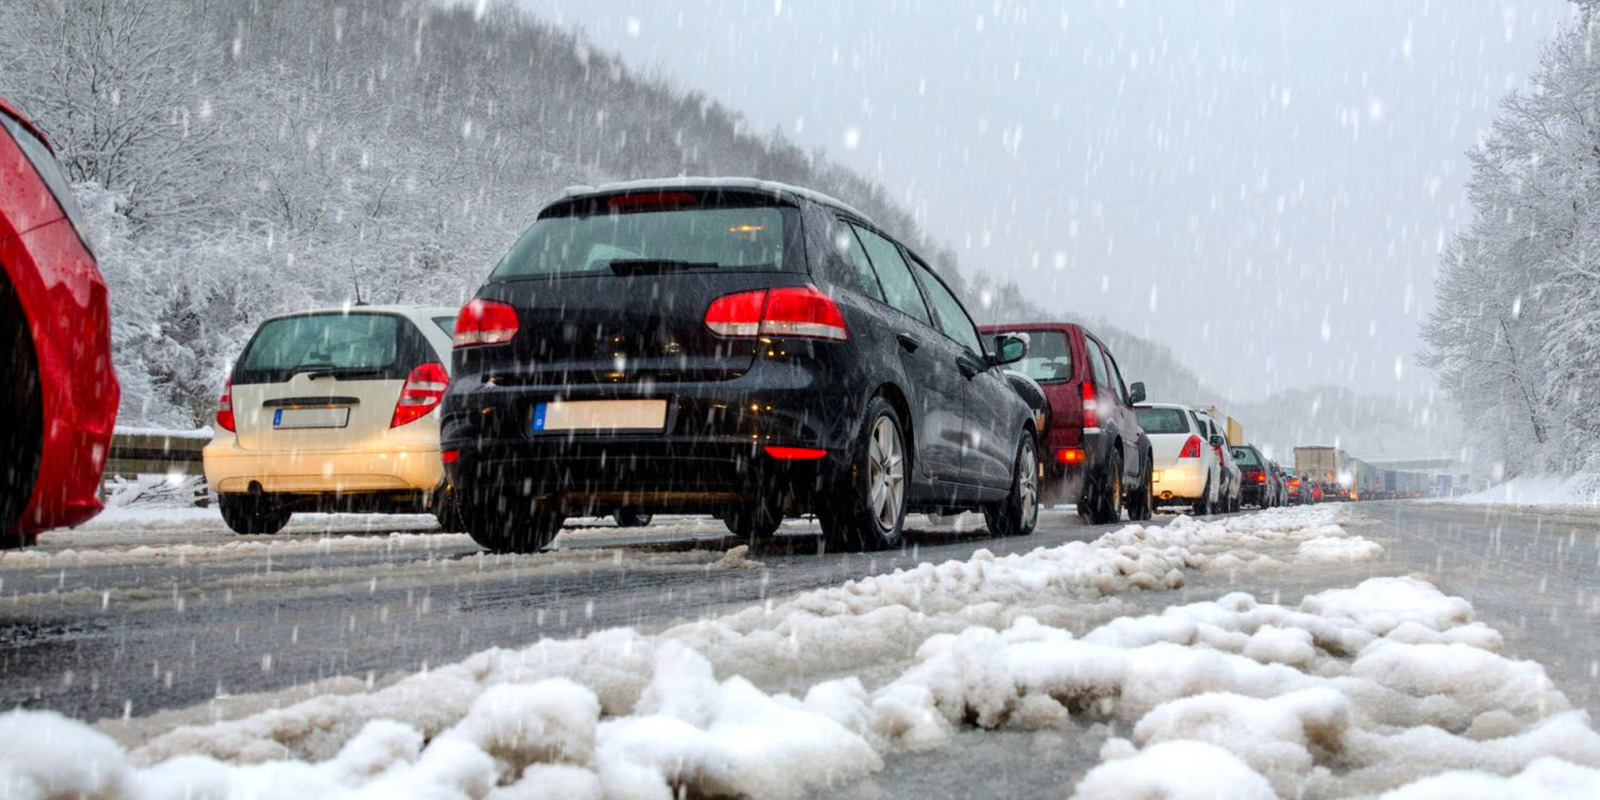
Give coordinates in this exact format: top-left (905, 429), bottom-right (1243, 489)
top-left (261, 304), bottom-right (460, 322)
top-left (558, 176), bottom-right (874, 223)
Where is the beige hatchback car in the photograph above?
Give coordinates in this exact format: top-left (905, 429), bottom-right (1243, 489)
top-left (203, 305), bottom-right (459, 533)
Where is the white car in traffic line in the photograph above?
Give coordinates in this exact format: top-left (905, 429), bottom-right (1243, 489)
top-left (1135, 403), bottom-right (1226, 515)
top-left (202, 305), bottom-right (460, 534)
top-left (1195, 409), bottom-right (1242, 513)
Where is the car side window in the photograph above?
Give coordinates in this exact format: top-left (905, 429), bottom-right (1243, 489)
top-left (1087, 339), bottom-right (1111, 389)
top-left (909, 257), bottom-right (984, 355)
top-left (1099, 343), bottom-right (1132, 404)
top-left (833, 222), bottom-right (887, 303)
top-left (851, 225), bottom-right (932, 326)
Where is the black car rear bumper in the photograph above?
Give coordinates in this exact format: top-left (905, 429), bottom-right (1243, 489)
top-left (441, 351), bottom-right (865, 514)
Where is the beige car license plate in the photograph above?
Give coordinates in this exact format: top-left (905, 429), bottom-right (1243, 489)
top-left (272, 406), bottom-right (350, 429)
top-left (532, 400), bottom-right (668, 433)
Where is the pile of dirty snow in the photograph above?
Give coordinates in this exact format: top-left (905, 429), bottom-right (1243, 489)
top-left (22, 507), bottom-right (1577, 800)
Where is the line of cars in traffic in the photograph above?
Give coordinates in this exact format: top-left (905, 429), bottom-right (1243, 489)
top-left (199, 178), bottom-right (1337, 552)
top-left (0, 104), bottom-right (1339, 554)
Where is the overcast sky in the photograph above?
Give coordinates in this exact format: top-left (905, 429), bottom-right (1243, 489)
top-left (516, 0), bottom-right (1572, 402)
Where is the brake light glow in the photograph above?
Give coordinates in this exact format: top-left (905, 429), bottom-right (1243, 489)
top-left (1178, 434), bottom-right (1202, 459)
top-left (441, 450), bottom-right (460, 463)
top-left (1081, 381), bottom-right (1100, 429)
top-left (1056, 447), bottom-right (1086, 464)
top-left (216, 379), bottom-right (235, 433)
top-left (1246, 469), bottom-right (1265, 483)
top-left (705, 286), bottom-right (849, 341)
top-left (705, 290), bottom-right (768, 337)
top-left (454, 299), bottom-right (520, 348)
top-left (607, 191), bottom-right (698, 209)
top-left (391, 363), bottom-right (449, 428)
top-left (765, 446), bottom-right (828, 460)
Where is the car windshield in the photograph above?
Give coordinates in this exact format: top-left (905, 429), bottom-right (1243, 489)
top-left (240, 314), bottom-right (398, 378)
top-left (1135, 407), bottom-right (1190, 434)
top-left (1231, 447), bottom-right (1260, 466)
top-left (996, 330), bottom-right (1073, 383)
top-left (491, 203), bottom-right (795, 279)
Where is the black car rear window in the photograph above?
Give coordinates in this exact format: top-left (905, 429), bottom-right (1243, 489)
top-left (236, 313), bottom-right (400, 383)
top-left (997, 330), bottom-right (1073, 383)
top-left (1231, 447), bottom-right (1261, 466)
top-left (1136, 407), bottom-right (1191, 434)
top-left (491, 194), bottom-right (800, 279)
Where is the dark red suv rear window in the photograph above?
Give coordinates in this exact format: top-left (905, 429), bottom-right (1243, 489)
top-left (994, 329), bottom-right (1074, 383)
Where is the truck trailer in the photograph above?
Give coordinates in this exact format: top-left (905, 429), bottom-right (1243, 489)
top-left (1294, 446), bottom-right (1348, 499)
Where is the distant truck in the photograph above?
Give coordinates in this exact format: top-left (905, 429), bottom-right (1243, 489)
top-left (1294, 446), bottom-right (1347, 498)
top-left (1201, 406), bottom-right (1244, 445)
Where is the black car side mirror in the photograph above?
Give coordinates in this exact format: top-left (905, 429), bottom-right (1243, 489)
top-left (1129, 381), bottom-right (1146, 404)
top-left (1209, 434), bottom-right (1226, 447)
top-left (991, 334), bottom-right (1026, 366)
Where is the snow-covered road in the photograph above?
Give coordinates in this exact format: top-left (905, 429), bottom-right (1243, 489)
top-left (1, 503), bottom-right (1597, 797)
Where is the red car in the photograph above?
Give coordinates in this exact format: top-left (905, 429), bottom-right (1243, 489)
top-left (979, 322), bottom-right (1153, 524)
top-left (0, 96), bottom-right (119, 545)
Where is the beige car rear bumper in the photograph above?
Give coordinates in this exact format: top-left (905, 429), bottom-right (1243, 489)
top-left (203, 441), bottom-right (445, 495)
top-left (1152, 462), bottom-right (1209, 501)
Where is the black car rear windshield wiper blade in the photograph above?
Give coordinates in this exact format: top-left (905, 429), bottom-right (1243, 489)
top-left (607, 259), bottom-right (721, 276)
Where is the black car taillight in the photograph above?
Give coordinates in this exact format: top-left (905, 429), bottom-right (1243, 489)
top-left (705, 286), bottom-right (848, 341)
top-left (453, 299), bottom-right (520, 348)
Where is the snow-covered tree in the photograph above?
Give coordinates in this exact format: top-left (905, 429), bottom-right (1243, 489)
top-left (1424, 10), bottom-right (1600, 477)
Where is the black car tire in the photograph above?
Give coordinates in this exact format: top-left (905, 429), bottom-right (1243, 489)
top-left (0, 273), bottom-right (41, 544)
top-left (432, 485), bottom-right (467, 533)
top-left (1086, 450), bottom-right (1124, 525)
top-left (613, 508), bottom-right (654, 528)
top-left (722, 501), bottom-right (781, 540)
top-left (1192, 478), bottom-right (1215, 516)
top-left (462, 493), bottom-right (565, 553)
top-left (820, 396), bottom-right (907, 552)
top-left (985, 434), bottom-right (1039, 537)
top-left (219, 493), bottom-right (291, 535)
top-left (1127, 457), bottom-right (1154, 521)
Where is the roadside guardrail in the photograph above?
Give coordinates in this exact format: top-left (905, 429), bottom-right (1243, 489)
top-left (105, 428), bottom-right (209, 477)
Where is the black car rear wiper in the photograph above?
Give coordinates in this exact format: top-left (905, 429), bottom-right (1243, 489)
top-left (607, 259), bottom-right (721, 276)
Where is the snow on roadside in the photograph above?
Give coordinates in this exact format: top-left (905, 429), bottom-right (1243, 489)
top-left (1453, 473), bottom-right (1600, 508)
top-left (10, 506), bottom-right (1585, 798)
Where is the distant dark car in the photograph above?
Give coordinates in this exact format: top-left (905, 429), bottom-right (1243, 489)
top-left (0, 96), bottom-right (119, 545)
top-left (444, 179), bottom-right (1041, 553)
top-left (1231, 445), bottom-right (1275, 508)
top-left (979, 322), bottom-right (1153, 524)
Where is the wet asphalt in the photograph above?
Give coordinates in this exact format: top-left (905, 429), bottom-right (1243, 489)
top-left (1, 500), bottom-right (1595, 746)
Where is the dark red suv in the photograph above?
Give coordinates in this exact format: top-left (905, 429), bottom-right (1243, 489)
top-left (980, 322), bottom-right (1152, 524)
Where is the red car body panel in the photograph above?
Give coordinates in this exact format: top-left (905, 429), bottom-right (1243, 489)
top-left (978, 321), bottom-right (1088, 455)
top-left (0, 95), bottom-right (119, 541)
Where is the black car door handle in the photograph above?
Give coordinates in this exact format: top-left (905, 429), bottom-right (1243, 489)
top-left (897, 333), bottom-right (920, 353)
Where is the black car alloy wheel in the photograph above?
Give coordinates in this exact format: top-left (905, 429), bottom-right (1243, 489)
top-left (822, 396), bottom-right (906, 552)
